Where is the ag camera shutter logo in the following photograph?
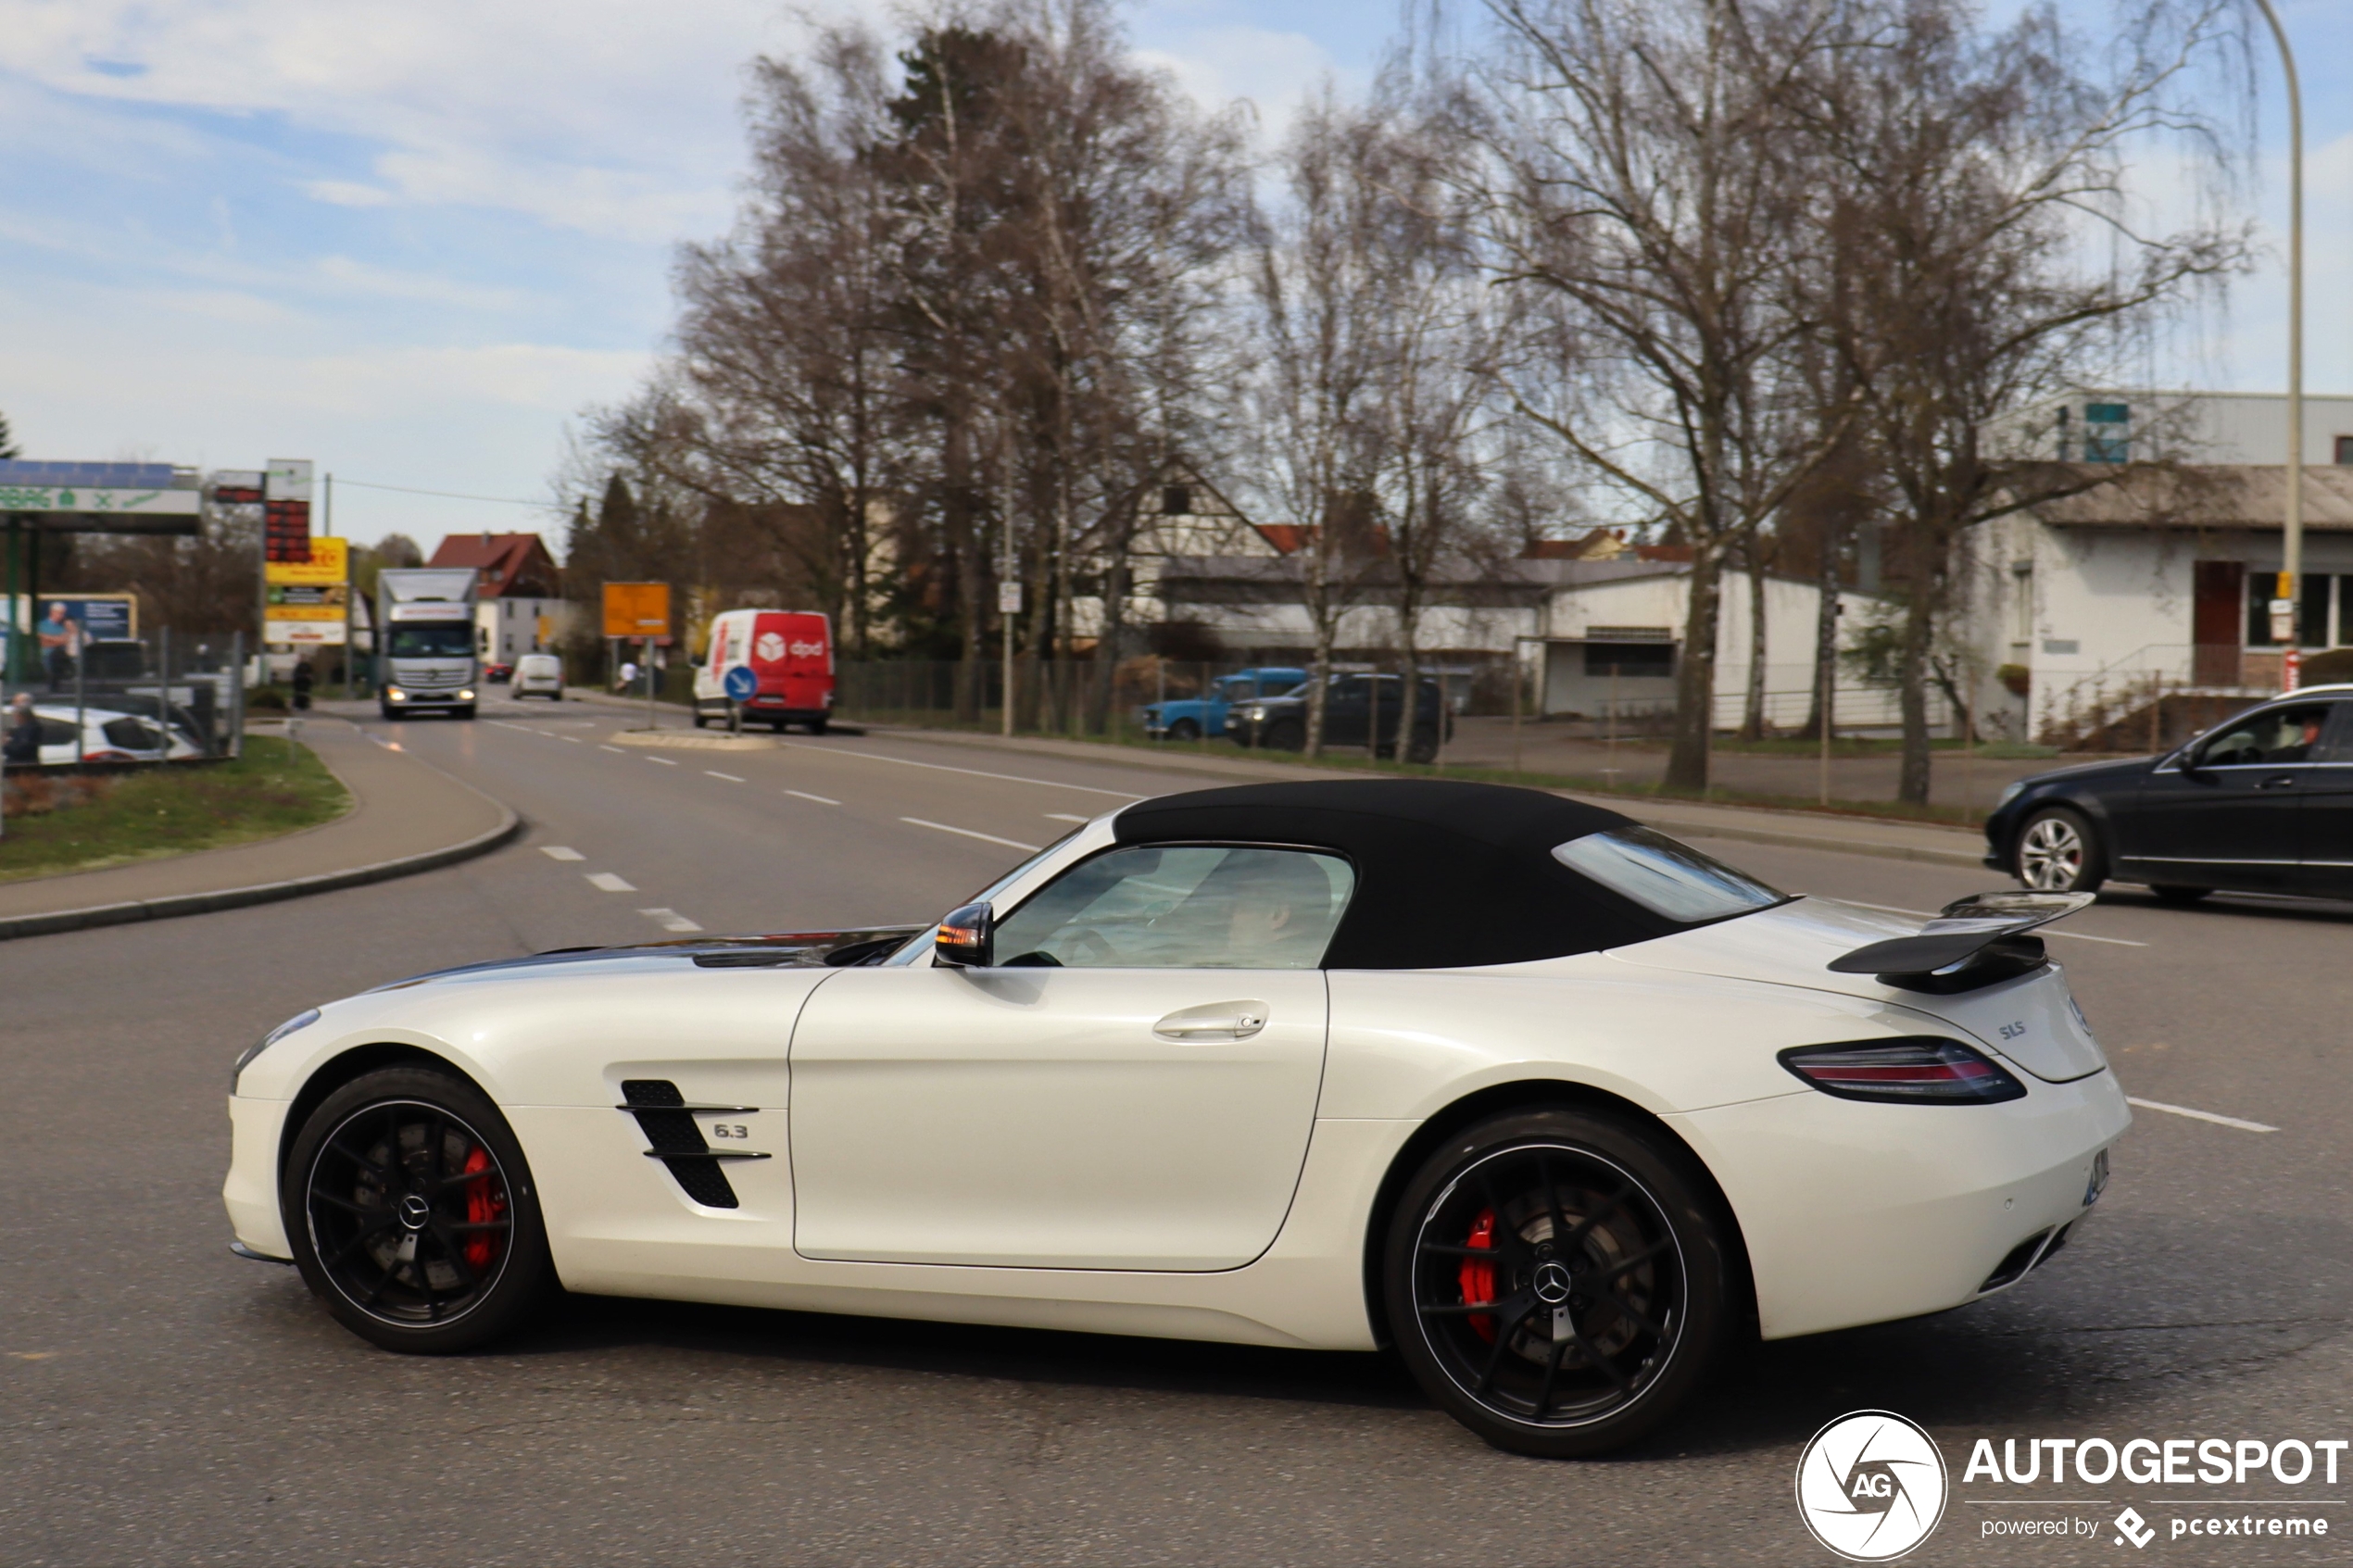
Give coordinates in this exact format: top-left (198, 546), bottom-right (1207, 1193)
top-left (1795, 1411), bottom-right (1949, 1561)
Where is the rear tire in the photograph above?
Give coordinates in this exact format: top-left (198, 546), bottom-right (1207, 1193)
top-left (282, 1066), bottom-right (553, 1355)
top-left (1383, 1108), bottom-right (1730, 1459)
top-left (693, 711), bottom-right (710, 729)
top-left (2014, 807), bottom-right (2106, 893)
top-left (1405, 731), bottom-right (1439, 765)
top-left (806, 717), bottom-right (828, 735)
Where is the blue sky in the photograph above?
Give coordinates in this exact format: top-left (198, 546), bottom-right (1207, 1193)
top-left (0, 0), bottom-right (2343, 556)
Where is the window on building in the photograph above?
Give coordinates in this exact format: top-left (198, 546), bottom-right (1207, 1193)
top-left (1584, 642), bottom-right (1675, 677)
top-left (2336, 435), bottom-right (2353, 465)
top-left (1162, 484), bottom-right (1192, 516)
top-left (2245, 571), bottom-right (2339, 646)
top-left (2082, 402), bottom-right (2130, 463)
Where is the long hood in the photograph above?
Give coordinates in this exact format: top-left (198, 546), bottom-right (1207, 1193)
top-left (368, 927), bottom-right (924, 993)
top-left (1606, 898), bottom-right (2108, 1083)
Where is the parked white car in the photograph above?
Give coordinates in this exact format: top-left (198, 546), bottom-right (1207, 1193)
top-left (25, 703), bottom-right (202, 764)
top-left (510, 654), bottom-right (564, 700)
top-left (224, 780), bottom-right (2126, 1458)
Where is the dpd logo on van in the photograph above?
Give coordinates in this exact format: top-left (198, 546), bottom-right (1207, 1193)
top-left (1795, 1411), bottom-right (1949, 1562)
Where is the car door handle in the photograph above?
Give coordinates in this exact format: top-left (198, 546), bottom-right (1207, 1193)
top-left (1152, 1003), bottom-right (1270, 1042)
top-left (2256, 775), bottom-right (2299, 789)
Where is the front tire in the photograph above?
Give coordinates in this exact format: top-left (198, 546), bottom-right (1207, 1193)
top-left (2014, 807), bottom-right (2105, 893)
top-left (283, 1066), bottom-right (553, 1355)
top-left (1383, 1108), bottom-right (1730, 1459)
top-left (1263, 720), bottom-right (1304, 753)
top-left (1167, 718), bottom-right (1201, 743)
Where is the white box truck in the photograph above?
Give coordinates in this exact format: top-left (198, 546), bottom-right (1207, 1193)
top-left (376, 568), bottom-right (481, 720)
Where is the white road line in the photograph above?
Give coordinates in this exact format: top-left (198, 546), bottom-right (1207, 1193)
top-left (646, 756), bottom-right (679, 766)
top-left (599, 745), bottom-right (626, 754)
top-left (900, 817), bottom-right (1043, 852)
top-left (490, 721), bottom-right (533, 732)
top-left (1837, 899), bottom-right (2148, 947)
top-left (706, 771), bottom-right (745, 783)
top-left (539, 846), bottom-right (585, 861)
top-left (560, 735), bottom-right (583, 743)
top-left (1043, 812), bottom-right (1089, 822)
top-left (786, 790), bottom-right (839, 805)
top-left (585, 872), bottom-right (637, 893)
top-left (774, 741), bottom-right (1144, 798)
top-left (2127, 1097), bottom-right (2278, 1134)
top-left (638, 908), bottom-right (704, 933)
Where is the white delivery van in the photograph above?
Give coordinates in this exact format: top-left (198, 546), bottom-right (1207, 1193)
top-left (693, 609), bottom-right (834, 734)
top-left (512, 653), bottom-right (564, 699)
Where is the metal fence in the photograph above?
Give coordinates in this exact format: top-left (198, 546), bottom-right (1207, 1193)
top-left (2, 628), bottom-right (245, 765)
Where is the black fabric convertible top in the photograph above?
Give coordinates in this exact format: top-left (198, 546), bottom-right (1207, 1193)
top-left (1111, 779), bottom-right (1673, 969)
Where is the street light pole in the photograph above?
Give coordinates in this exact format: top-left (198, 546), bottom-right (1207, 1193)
top-left (2250, 0), bottom-right (2302, 688)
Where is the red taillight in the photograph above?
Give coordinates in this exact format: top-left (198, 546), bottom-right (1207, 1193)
top-left (1779, 1037), bottom-right (2026, 1104)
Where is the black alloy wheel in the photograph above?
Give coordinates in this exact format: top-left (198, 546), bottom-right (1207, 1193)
top-left (2014, 806), bottom-right (2106, 893)
top-left (283, 1067), bottom-right (552, 1354)
top-left (1384, 1109), bottom-right (1730, 1459)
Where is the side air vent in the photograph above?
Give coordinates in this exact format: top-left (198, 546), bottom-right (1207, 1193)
top-left (620, 1078), bottom-right (744, 1209)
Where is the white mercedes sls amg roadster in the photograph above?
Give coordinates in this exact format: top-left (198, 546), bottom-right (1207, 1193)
top-left (225, 780), bottom-right (2127, 1457)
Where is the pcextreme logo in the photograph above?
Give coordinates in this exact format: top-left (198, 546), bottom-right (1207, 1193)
top-left (1796, 1411), bottom-right (1952, 1562)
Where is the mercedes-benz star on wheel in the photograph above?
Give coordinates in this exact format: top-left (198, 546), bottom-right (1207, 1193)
top-left (224, 780), bottom-right (2125, 1459)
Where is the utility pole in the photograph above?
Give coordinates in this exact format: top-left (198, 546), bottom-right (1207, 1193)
top-left (2251, 0), bottom-right (2303, 689)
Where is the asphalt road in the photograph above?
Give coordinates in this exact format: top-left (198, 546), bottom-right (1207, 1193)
top-left (4, 699), bottom-right (2348, 1566)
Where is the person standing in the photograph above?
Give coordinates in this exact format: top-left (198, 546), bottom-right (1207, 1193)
top-left (38, 603), bottom-right (80, 693)
top-left (3, 692), bottom-right (38, 764)
top-left (292, 658), bottom-right (315, 712)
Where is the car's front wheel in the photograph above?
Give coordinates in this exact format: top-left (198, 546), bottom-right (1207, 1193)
top-left (2014, 807), bottom-right (2105, 893)
top-left (1383, 1108), bottom-right (1731, 1459)
top-left (1167, 718), bottom-right (1201, 742)
top-left (283, 1066), bottom-right (552, 1355)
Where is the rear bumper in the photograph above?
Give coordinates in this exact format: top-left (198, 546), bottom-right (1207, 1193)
top-left (1667, 1069), bottom-right (2131, 1339)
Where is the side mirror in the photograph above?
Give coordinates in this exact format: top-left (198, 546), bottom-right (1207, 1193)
top-left (934, 901), bottom-right (994, 967)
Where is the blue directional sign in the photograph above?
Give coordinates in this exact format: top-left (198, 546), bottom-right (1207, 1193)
top-left (723, 665), bottom-right (758, 702)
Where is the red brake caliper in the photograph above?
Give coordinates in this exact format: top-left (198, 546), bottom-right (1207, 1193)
top-left (462, 1146), bottom-right (506, 1273)
top-left (1459, 1208), bottom-right (1498, 1342)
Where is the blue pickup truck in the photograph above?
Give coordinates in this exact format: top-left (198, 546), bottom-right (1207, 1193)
top-left (1139, 667), bottom-right (1308, 742)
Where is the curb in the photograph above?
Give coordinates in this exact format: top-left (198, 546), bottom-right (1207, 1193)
top-left (0, 799), bottom-right (522, 943)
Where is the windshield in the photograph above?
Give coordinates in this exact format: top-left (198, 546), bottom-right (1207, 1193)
top-left (387, 624), bottom-right (474, 659)
top-left (1552, 826), bottom-right (1785, 924)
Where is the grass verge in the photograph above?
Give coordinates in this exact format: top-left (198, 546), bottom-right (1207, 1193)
top-left (0, 740), bottom-right (351, 884)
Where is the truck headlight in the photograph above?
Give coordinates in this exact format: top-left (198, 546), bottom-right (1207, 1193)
top-left (458, 689), bottom-right (476, 701)
top-left (387, 688), bottom-right (408, 702)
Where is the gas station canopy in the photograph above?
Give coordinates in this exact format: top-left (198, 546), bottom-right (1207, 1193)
top-left (0, 460), bottom-right (204, 535)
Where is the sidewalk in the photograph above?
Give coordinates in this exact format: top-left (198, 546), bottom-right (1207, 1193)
top-left (858, 725), bottom-right (1994, 871)
top-left (0, 719), bottom-right (519, 939)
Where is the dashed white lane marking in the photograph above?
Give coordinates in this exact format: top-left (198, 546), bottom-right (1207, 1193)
top-left (775, 741), bottom-right (1143, 798)
top-left (491, 721), bottom-right (534, 732)
top-left (706, 771), bottom-right (745, 783)
top-left (1838, 899), bottom-right (2148, 947)
top-left (560, 735), bottom-right (583, 743)
top-left (2127, 1097), bottom-right (2278, 1134)
top-left (599, 745), bottom-right (626, 754)
top-left (1043, 812), bottom-right (1089, 822)
top-left (646, 756), bottom-right (678, 766)
top-left (639, 908), bottom-right (703, 933)
top-left (786, 790), bottom-right (839, 805)
top-left (539, 846), bottom-right (585, 861)
top-left (585, 872), bottom-right (637, 893)
top-left (900, 817), bottom-right (1043, 852)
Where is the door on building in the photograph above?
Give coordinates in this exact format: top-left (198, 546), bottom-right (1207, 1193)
top-left (2192, 561), bottom-right (2243, 686)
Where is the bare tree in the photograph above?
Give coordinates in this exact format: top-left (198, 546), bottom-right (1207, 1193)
top-left (1245, 89), bottom-right (1407, 758)
top-left (1465, 0), bottom-right (1856, 790)
top-left (1807, 0), bottom-right (2247, 801)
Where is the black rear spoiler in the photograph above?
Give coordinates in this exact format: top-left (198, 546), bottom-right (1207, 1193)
top-left (1828, 892), bottom-right (2095, 993)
